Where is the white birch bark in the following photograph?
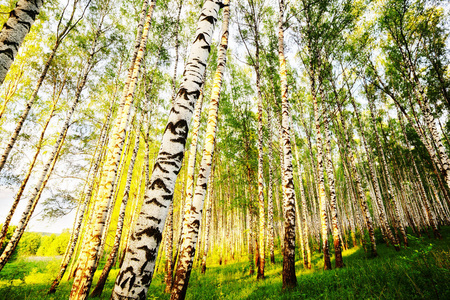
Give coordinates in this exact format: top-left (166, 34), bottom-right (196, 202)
top-left (0, 0), bottom-right (44, 84)
top-left (171, 3), bottom-right (229, 297)
top-left (278, 0), bottom-right (297, 288)
top-left (111, 2), bottom-right (223, 298)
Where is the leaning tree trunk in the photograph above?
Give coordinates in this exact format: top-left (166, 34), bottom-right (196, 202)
top-left (0, 0), bottom-right (44, 85)
top-left (89, 119), bottom-right (142, 298)
top-left (0, 125), bottom-right (66, 270)
top-left (178, 87), bottom-right (205, 252)
top-left (69, 3), bottom-right (155, 299)
top-left (48, 102), bottom-right (113, 294)
top-left (111, 1), bottom-right (223, 299)
top-left (349, 95), bottom-right (399, 250)
top-left (0, 0), bottom-right (85, 172)
top-left (367, 98), bottom-right (408, 247)
top-left (397, 107), bottom-right (441, 239)
top-left (171, 3), bottom-right (229, 298)
top-left (278, 0), bottom-right (297, 289)
top-left (337, 104), bottom-right (377, 257)
top-left (0, 94), bottom-right (60, 248)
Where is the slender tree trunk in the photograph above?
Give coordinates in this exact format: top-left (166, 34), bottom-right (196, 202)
top-left (298, 165), bottom-right (312, 269)
top-left (267, 106), bottom-right (275, 264)
top-left (0, 63), bottom-right (24, 119)
top-left (323, 119), bottom-right (343, 268)
top-left (164, 203), bottom-right (174, 293)
top-left (337, 104), bottom-right (377, 257)
top-left (0, 125), bottom-right (68, 270)
top-left (397, 108), bottom-right (441, 239)
top-left (0, 0), bottom-right (44, 85)
top-left (0, 92), bottom-right (61, 248)
top-left (278, 0), bottom-right (297, 289)
top-left (367, 98), bottom-right (407, 246)
top-left (48, 103), bottom-right (113, 294)
top-left (90, 121), bottom-right (142, 298)
top-left (350, 96), bottom-right (399, 249)
top-left (201, 173), bottom-right (214, 273)
top-left (256, 83), bottom-right (265, 278)
top-left (111, 2), bottom-right (223, 298)
top-left (171, 4), bottom-right (229, 298)
top-left (308, 67), bottom-right (332, 270)
top-left (171, 0), bottom-right (183, 104)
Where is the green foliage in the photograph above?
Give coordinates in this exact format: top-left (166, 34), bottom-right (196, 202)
top-left (36, 231), bottom-right (71, 256)
top-left (17, 233), bottom-right (41, 257)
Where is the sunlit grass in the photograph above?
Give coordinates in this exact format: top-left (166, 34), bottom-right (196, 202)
top-left (0, 227), bottom-right (449, 299)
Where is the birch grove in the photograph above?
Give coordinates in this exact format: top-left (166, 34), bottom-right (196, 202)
top-left (0, 0), bottom-right (449, 299)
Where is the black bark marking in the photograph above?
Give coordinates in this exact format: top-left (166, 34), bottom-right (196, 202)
top-left (149, 178), bottom-right (171, 193)
top-left (146, 216), bottom-right (161, 224)
top-left (200, 14), bottom-right (216, 25)
top-left (137, 244), bottom-right (158, 267)
top-left (193, 33), bottom-right (207, 45)
top-left (141, 273), bottom-right (152, 286)
top-left (136, 227), bottom-right (163, 243)
top-left (192, 219), bottom-right (200, 229)
top-left (165, 119), bottom-right (188, 136)
top-left (20, 8), bottom-right (39, 21)
top-left (0, 49), bottom-right (15, 60)
top-left (152, 162), bottom-right (169, 174)
top-left (162, 194), bottom-right (173, 201)
top-left (146, 197), bottom-right (167, 208)
top-left (138, 289), bottom-right (147, 300)
top-left (117, 266), bottom-right (134, 289)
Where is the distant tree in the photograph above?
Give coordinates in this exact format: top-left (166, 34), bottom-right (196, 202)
top-left (17, 232), bottom-right (41, 256)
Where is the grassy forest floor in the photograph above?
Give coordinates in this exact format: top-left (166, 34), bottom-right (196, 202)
top-left (1, 227), bottom-right (449, 300)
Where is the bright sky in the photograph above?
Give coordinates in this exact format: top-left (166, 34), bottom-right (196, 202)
top-left (0, 187), bottom-right (75, 233)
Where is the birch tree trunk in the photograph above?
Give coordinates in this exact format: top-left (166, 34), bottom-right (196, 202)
top-left (267, 106), bottom-right (275, 264)
top-left (0, 91), bottom-right (61, 248)
top-left (337, 104), bottom-right (377, 257)
top-left (309, 68), bottom-right (332, 269)
top-left (48, 102), bottom-right (113, 294)
top-left (90, 120), bottom-right (142, 298)
top-left (0, 0), bottom-right (44, 85)
top-left (349, 95), bottom-right (399, 250)
top-left (111, 2), bottom-right (223, 298)
top-left (164, 203), bottom-right (174, 293)
top-left (171, 3), bottom-right (229, 298)
top-left (201, 173), bottom-right (214, 273)
top-left (397, 108), bottom-right (441, 239)
top-left (278, 0), bottom-right (297, 289)
top-left (323, 119), bottom-right (343, 268)
top-left (367, 99), bottom-right (408, 247)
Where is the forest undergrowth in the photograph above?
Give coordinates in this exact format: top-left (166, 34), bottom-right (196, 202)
top-left (1, 227), bottom-right (449, 300)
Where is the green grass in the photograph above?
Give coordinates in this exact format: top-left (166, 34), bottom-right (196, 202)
top-left (1, 227), bottom-right (450, 299)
